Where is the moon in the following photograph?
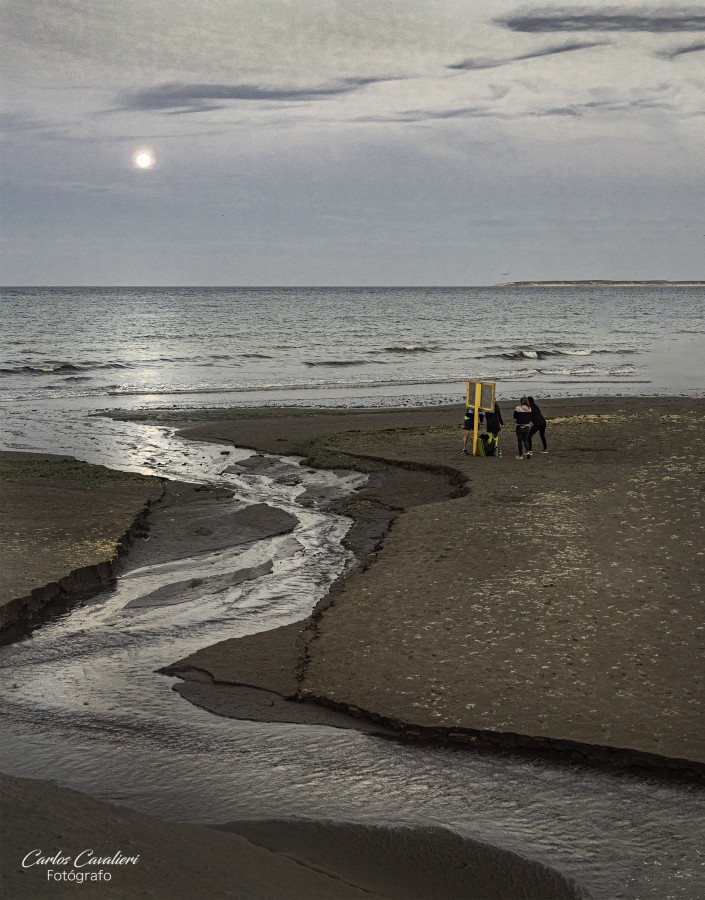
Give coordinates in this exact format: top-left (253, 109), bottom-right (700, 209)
top-left (132, 150), bottom-right (155, 170)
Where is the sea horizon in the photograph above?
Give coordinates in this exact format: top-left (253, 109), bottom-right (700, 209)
top-left (2, 284), bottom-right (703, 411)
top-left (3, 280), bottom-right (704, 288)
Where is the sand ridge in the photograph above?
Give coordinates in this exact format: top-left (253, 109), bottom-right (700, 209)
top-left (0, 453), bottom-right (164, 633)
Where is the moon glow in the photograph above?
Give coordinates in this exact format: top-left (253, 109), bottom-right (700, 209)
top-left (133, 150), bottom-right (155, 170)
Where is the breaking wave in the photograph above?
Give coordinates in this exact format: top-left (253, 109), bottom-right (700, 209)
top-left (1, 362), bottom-right (642, 404)
top-left (374, 345), bottom-right (438, 354)
top-left (0, 363), bottom-right (83, 375)
top-left (0, 361), bottom-right (131, 376)
top-left (304, 360), bottom-right (370, 368)
top-left (484, 347), bottom-right (638, 361)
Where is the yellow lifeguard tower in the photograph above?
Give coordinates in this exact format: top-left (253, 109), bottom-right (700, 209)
top-left (465, 380), bottom-right (495, 456)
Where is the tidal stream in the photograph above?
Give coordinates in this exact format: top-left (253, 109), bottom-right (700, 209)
top-left (0, 403), bottom-right (703, 900)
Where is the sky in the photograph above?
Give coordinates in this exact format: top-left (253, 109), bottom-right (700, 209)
top-left (1, 1), bottom-right (704, 285)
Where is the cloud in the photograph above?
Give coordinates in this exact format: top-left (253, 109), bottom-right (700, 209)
top-left (121, 78), bottom-right (399, 113)
top-left (405, 106), bottom-right (509, 121)
top-left (448, 40), bottom-right (607, 70)
top-left (656, 41), bottom-right (705, 58)
top-left (356, 106), bottom-right (512, 124)
top-left (0, 111), bottom-right (80, 140)
top-left (538, 98), bottom-right (676, 115)
top-left (0, 112), bottom-right (44, 132)
top-left (497, 10), bottom-right (705, 33)
top-left (362, 93), bottom-right (678, 125)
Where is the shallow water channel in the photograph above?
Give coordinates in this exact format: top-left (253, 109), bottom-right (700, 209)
top-left (1, 405), bottom-right (703, 900)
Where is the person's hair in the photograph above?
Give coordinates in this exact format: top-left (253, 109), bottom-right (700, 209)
top-left (528, 396), bottom-right (535, 405)
top-left (520, 396), bottom-right (528, 404)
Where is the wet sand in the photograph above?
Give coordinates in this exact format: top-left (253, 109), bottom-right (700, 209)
top-left (0, 453), bottom-right (164, 633)
top-left (161, 397), bottom-right (705, 772)
top-left (0, 775), bottom-right (378, 899)
top-left (0, 456), bottom-right (300, 632)
top-left (1, 774), bottom-right (591, 899)
top-left (1, 397), bottom-right (702, 898)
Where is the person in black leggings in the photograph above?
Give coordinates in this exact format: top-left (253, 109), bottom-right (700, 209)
top-left (513, 397), bottom-right (533, 458)
top-left (528, 396), bottom-right (548, 452)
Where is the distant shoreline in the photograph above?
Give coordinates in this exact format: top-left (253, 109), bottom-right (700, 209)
top-left (496, 280), bottom-right (705, 287)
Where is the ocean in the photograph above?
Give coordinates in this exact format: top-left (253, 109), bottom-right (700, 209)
top-left (1, 285), bottom-right (703, 411)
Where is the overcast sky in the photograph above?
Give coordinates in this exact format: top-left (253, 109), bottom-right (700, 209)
top-left (1, 1), bottom-right (704, 285)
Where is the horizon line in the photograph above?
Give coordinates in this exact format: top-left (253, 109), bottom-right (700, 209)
top-left (3, 280), bottom-right (704, 290)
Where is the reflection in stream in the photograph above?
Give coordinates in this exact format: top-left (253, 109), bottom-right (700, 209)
top-left (1, 403), bottom-right (703, 900)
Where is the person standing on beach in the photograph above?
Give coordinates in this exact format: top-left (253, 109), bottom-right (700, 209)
top-left (514, 397), bottom-right (533, 459)
top-left (527, 396), bottom-right (548, 453)
top-left (462, 407), bottom-right (484, 454)
top-left (484, 401), bottom-right (504, 455)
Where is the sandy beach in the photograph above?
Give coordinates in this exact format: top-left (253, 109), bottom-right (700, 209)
top-left (2, 395), bottom-right (704, 898)
top-left (156, 396), bottom-right (705, 772)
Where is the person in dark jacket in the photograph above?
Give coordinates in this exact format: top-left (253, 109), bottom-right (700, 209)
top-left (527, 396), bottom-right (548, 453)
top-left (513, 397), bottom-right (533, 459)
top-left (484, 402), bottom-right (503, 454)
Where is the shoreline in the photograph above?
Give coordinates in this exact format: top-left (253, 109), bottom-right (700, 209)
top-left (3, 397), bottom-right (703, 773)
top-left (155, 396), bottom-right (705, 774)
